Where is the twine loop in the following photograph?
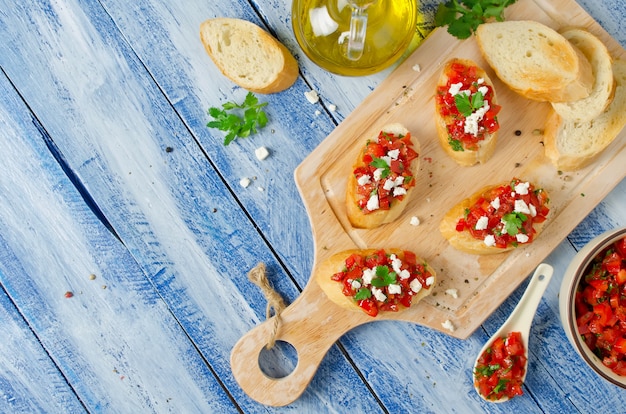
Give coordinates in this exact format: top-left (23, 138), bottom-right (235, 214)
top-left (247, 263), bottom-right (286, 349)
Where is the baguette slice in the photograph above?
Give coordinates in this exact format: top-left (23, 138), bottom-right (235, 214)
top-left (551, 28), bottom-right (615, 122)
top-left (200, 18), bottom-right (298, 94)
top-left (434, 58), bottom-right (500, 166)
top-left (476, 20), bottom-right (593, 102)
top-left (544, 59), bottom-right (626, 171)
top-left (440, 178), bottom-right (550, 255)
top-left (346, 124), bottom-right (420, 229)
top-left (316, 248), bottom-right (436, 317)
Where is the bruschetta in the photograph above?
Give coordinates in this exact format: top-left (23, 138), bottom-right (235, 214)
top-left (435, 58), bottom-right (501, 166)
top-left (346, 123), bottom-right (420, 229)
top-left (439, 178), bottom-right (550, 255)
top-left (316, 248), bottom-right (436, 317)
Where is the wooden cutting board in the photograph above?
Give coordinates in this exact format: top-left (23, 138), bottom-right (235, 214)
top-left (231, 0), bottom-right (626, 406)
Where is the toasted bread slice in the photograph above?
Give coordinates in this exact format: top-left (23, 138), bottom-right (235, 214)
top-left (434, 58), bottom-right (500, 166)
top-left (346, 124), bottom-right (420, 229)
top-left (551, 28), bottom-right (615, 122)
top-left (544, 59), bottom-right (626, 171)
top-left (315, 248), bottom-right (436, 316)
top-left (440, 178), bottom-right (550, 255)
top-left (200, 18), bottom-right (298, 94)
top-left (476, 20), bottom-right (594, 102)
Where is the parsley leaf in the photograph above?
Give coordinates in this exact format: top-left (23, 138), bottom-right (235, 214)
top-left (435, 0), bottom-right (518, 40)
top-left (370, 157), bottom-right (391, 179)
top-left (370, 266), bottom-right (397, 287)
top-left (448, 136), bottom-right (464, 152)
top-left (206, 92), bottom-right (268, 145)
top-left (501, 212), bottom-right (527, 236)
top-left (354, 288), bottom-right (372, 300)
top-left (454, 90), bottom-right (485, 117)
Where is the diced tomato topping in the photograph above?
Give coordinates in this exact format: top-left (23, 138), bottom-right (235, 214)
top-left (352, 130), bottom-right (418, 215)
top-left (575, 236), bottom-right (626, 376)
top-left (330, 249), bottom-right (433, 317)
top-left (474, 331), bottom-right (526, 401)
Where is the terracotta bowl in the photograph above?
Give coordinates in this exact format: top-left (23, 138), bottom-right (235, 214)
top-left (559, 226), bottom-right (626, 389)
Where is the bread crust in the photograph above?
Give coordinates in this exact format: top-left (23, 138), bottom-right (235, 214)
top-left (434, 58), bottom-right (499, 166)
top-left (200, 18), bottom-right (298, 94)
top-left (544, 59), bottom-right (626, 171)
top-left (315, 249), bottom-right (436, 314)
top-left (476, 21), bottom-right (594, 102)
top-left (440, 180), bottom-right (550, 255)
top-left (346, 124), bottom-right (420, 229)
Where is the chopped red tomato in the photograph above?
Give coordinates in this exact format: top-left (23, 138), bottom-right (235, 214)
top-left (331, 249), bottom-right (433, 317)
top-left (474, 331), bottom-right (526, 401)
top-left (575, 236), bottom-right (626, 376)
top-left (455, 178), bottom-right (550, 250)
top-left (435, 60), bottom-right (500, 152)
top-left (353, 129), bottom-right (418, 214)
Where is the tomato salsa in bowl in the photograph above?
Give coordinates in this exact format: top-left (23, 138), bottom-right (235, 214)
top-left (559, 227), bottom-right (626, 389)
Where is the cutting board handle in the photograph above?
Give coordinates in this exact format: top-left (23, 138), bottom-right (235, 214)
top-left (230, 280), bottom-right (366, 406)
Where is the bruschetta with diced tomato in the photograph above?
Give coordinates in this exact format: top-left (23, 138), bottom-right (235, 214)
top-left (346, 123), bottom-right (420, 229)
top-left (440, 178), bottom-right (550, 254)
top-left (435, 58), bottom-right (501, 166)
top-left (316, 248), bottom-right (436, 317)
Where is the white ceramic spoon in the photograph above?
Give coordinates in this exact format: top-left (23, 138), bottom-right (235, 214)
top-left (473, 263), bottom-right (554, 402)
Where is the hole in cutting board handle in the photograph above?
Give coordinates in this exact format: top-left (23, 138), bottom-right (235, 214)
top-left (258, 340), bottom-right (298, 379)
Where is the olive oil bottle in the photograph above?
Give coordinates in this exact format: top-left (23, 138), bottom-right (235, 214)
top-left (292, 0), bottom-right (418, 76)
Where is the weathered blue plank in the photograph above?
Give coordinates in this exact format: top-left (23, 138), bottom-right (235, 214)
top-left (0, 69), bottom-right (237, 411)
top-left (0, 0), bottom-right (386, 411)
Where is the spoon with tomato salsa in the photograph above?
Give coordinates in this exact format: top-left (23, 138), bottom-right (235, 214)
top-left (473, 263), bottom-right (553, 402)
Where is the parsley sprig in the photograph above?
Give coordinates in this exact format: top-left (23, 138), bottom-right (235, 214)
top-left (370, 157), bottom-right (391, 179)
top-left (455, 90), bottom-right (485, 117)
top-left (207, 92), bottom-right (268, 145)
top-left (501, 212), bottom-right (527, 236)
top-left (435, 0), bottom-right (518, 40)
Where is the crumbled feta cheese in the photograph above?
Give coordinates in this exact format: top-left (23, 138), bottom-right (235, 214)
top-left (477, 78), bottom-right (484, 84)
top-left (257, 186), bottom-right (265, 192)
top-left (304, 89), bottom-right (319, 104)
top-left (357, 174), bottom-right (371, 186)
top-left (390, 255), bottom-right (402, 272)
top-left (412, 64), bottom-right (421, 72)
top-left (442, 319), bottom-right (456, 332)
top-left (448, 82), bottom-right (464, 96)
top-left (362, 268), bottom-right (376, 285)
top-left (387, 149), bottom-right (400, 160)
top-left (464, 101), bottom-right (490, 136)
top-left (529, 203), bottom-right (537, 217)
top-left (394, 176), bottom-right (405, 186)
top-left (383, 179), bottom-right (396, 191)
top-left (351, 279), bottom-right (362, 290)
top-left (373, 168), bottom-right (385, 181)
top-left (445, 288), bottom-right (459, 299)
top-left (372, 287), bottom-right (387, 302)
top-left (516, 233), bottom-right (530, 243)
top-left (475, 216), bottom-right (489, 231)
top-left (381, 155), bottom-right (392, 166)
top-left (514, 181), bottom-right (530, 195)
top-left (410, 216), bottom-right (420, 226)
top-left (366, 193), bottom-right (379, 211)
top-left (388, 284), bottom-right (402, 295)
top-left (478, 86), bottom-right (489, 96)
top-left (314, 110), bottom-right (321, 116)
top-left (491, 197), bottom-right (501, 211)
top-left (239, 177), bottom-right (251, 188)
top-left (514, 199), bottom-right (531, 214)
top-left (426, 276), bottom-right (435, 286)
top-left (410, 279), bottom-right (423, 293)
top-left (393, 187), bottom-right (407, 197)
top-left (399, 269), bottom-right (410, 280)
top-left (255, 146), bottom-right (270, 160)
top-left (484, 234), bottom-right (496, 247)
top-left (328, 103), bottom-right (337, 112)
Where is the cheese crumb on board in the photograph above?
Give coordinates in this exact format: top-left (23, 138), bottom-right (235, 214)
top-left (442, 319), bottom-right (455, 332)
top-left (255, 146), bottom-right (270, 160)
top-left (445, 288), bottom-right (458, 299)
top-left (410, 216), bottom-right (420, 226)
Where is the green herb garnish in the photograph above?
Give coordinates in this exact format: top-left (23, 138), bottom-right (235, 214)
top-left (501, 212), bottom-right (527, 236)
top-left (435, 0), bottom-right (518, 40)
top-left (455, 90), bottom-right (485, 117)
top-left (370, 157), bottom-right (391, 179)
top-left (370, 266), bottom-right (397, 288)
top-left (354, 288), bottom-right (372, 300)
top-left (448, 136), bottom-right (464, 152)
top-left (207, 92), bottom-right (268, 145)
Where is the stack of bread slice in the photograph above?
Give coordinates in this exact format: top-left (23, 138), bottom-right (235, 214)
top-left (476, 21), bottom-right (625, 171)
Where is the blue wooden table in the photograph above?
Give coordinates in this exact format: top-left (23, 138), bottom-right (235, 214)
top-left (0, 0), bottom-right (624, 412)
